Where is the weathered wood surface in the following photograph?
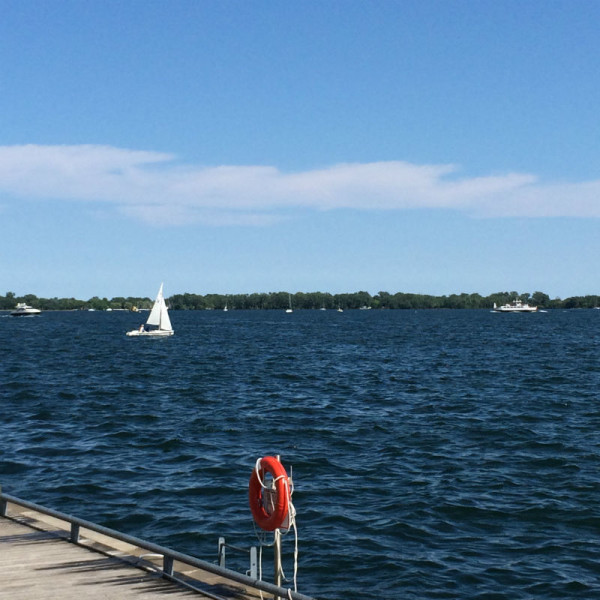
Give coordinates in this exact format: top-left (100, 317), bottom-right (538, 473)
top-left (0, 514), bottom-right (261, 599)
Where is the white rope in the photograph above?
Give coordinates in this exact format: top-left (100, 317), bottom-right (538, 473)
top-left (277, 496), bottom-right (298, 592)
top-left (254, 458), bottom-right (264, 486)
top-left (258, 543), bottom-right (264, 600)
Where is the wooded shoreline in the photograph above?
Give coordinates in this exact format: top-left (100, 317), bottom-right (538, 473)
top-left (2, 290), bottom-right (599, 311)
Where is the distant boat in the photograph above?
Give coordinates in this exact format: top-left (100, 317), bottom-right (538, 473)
top-left (10, 302), bottom-right (41, 317)
top-left (337, 307), bottom-right (344, 313)
top-left (286, 294), bottom-right (293, 313)
top-left (493, 300), bottom-right (538, 313)
top-left (126, 283), bottom-right (174, 337)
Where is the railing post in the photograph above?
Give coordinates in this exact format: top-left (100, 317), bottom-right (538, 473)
top-left (218, 536), bottom-right (226, 568)
top-left (274, 528), bottom-right (282, 598)
top-left (163, 555), bottom-right (174, 577)
top-left (249, 546), bottom-right (258, 580)
top-left (70, 523), bottom-right (80, 543)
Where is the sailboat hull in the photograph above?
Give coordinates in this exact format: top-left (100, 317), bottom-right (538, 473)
top-left (126, 329), bottom-right (174, 337)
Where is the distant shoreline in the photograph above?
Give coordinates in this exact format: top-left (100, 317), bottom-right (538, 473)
top-left (3, 307), bottom-right (600, 313)
top-left (2, 290), bottom-right (599, 311)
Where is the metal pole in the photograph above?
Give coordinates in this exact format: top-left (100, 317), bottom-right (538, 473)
top-left (249, 546), bottom-right (258, 580)
top-left (218, 537), bottom-right (226, 568)
top-left (70, 523), bottom-right (80, 543)
top-left (273, 454), bottom-right (283, 599)
top-left (163, 555), bottom-right (174, 577)
top-left (273, 527), bottom-right (282, 599)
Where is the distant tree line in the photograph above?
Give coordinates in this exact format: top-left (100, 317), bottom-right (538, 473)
top-left (2, 289), bottom-right (600, 311)
top-left (0, 291), bottom-right (154, 311)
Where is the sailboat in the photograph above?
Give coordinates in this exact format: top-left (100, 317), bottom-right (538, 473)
top-left (286, 294), bottom-right (293, 313)
top-left (126, 283), bottom-right (174, 337)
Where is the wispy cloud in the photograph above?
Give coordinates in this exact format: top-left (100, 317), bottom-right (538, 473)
top-left (0, 144), bottom-right (598, 225)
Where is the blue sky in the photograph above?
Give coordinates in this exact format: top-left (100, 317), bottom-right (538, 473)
top-left (1, 1), bottom-right (599, 300)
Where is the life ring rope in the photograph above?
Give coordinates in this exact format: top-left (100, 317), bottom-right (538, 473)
top-left (253, 459), bottom-right (289, 489)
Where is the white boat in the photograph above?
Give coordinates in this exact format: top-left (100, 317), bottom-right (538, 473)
top-left (286, 294), bottom-right (293, 313)
top-left (493, 300), bottom-right (538, 313)
top-left (10, 302), bottom-right (41, 316)
top-left (126, 283), bottom-right (174, 336)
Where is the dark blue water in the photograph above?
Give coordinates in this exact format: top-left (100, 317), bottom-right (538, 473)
top-left (1, 309), bottom-right (599, 599)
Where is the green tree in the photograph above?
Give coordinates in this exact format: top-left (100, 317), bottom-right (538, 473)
top-left (531, 291), bottom-right (550, 307)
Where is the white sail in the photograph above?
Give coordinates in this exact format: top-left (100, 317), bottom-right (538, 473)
top-left (146, 283), bottom-right (164, 326)
top-left (158, 297), bottom-right (172, 331)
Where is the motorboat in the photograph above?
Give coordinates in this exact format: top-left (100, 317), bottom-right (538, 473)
top-left (10, 302), bottom-right (41, 316)
top-left (493, 300), bottom-right (538, 313)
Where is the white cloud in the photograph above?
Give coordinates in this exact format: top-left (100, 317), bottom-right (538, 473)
top-left (0, 144), bottom-right (598, 225)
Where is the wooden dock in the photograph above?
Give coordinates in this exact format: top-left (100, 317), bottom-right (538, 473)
top-left (0, 495), bottom-right (314, 600)
top-left (0, 516), bottom-right (199, 599)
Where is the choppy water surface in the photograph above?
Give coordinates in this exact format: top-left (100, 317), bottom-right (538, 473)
top-left (1, 309), bottom-right (599, 599)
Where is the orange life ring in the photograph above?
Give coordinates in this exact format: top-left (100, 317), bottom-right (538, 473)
top-left (249, 456), bottom-right (290, 531)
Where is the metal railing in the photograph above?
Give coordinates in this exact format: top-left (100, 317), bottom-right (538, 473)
top-left (0, 485), bottom-right (315, 600)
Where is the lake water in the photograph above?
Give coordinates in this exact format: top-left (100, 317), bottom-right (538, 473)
top-left (1, 308), bottom-right (599, 599)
